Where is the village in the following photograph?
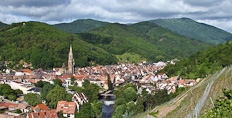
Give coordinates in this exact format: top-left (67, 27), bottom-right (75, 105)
top-left (0, 46), bottom-right (199, 118)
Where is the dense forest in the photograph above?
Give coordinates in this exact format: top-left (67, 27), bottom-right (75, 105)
top-left (0, 22), bottom-right (117, 69)
top-left (112, 83), bottom-right (185, 117)
top-left (161, 42), bottom-right (232, 79)
top-left (53, 19), bottom-right (108, 33)
top-left (0, 20), bottom-right (212, 69)
top-left (152, 18), bottom-right (232, 45)
top-left (79, 22), bottom-right (211, 63)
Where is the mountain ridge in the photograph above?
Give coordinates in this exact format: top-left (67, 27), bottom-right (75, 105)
top-left (53, 19), bottom-right (109, 33)
top-left (151, 18), bottom-right (232, 45)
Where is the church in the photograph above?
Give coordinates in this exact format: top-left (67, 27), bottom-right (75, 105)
top-left (67, 45), bottom-right (75, 74)
top-left (60, 45), bottom-right (75, 74)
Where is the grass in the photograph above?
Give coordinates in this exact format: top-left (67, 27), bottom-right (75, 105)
top-left (149, 110), bottom-right (159, 117)
top-left (116, 52), bottom-right (147, 63)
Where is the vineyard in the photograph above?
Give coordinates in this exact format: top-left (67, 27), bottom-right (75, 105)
top-left (161, 66), bottom-right (232, 118)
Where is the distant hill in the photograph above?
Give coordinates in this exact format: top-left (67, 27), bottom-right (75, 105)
top-left (0, 21), bottom-right (8, 29)
top-left (161, 41), bottom-right (232, 79)
top-left (0, 22), bottom-right (117, 69)
top-left (151, 18), bottom-right (232, 45)
top-left (78, 21), bottom-right (211, 62)
top-left (53, 19), bottom-right (109, 33)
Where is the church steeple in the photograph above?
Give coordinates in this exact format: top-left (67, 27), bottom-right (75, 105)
top-left (68, 45), bottom-right (75, 74)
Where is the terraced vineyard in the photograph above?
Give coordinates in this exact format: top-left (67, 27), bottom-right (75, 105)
top-left (148, 66), bottom-right (232, 118)
top-left (163, 66), bottom-right (232, 118)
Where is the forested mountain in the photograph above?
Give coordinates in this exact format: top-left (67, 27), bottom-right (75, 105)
top-left (0, 22), bottom-right (117, 69)
top-left (78, 21), bottom-right (211, 62)
top-left (53, 19), bottom-right (109, 33)
top-left (161, 41), bottom-right (232, 79)
top-left (0, 21), bottom-right (7, 29)
top-left (151, 18), bottom-right (232, 45)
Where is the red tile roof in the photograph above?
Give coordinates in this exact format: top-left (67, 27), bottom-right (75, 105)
top-left (33, 103), bottom-right (50, 112)
top-left (21, 69), bottom-right (33, 75)
top-left (56, 101), bottom-right (76, 114)
top-left (0, 102), bottom-right (18, 110)
top-left (27, 110), bottom-right (58, 118)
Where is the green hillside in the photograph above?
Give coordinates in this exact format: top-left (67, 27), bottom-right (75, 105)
top-left (151, 18), bottom-right (232, 45)
top-left (161, 41), bottom-right (232, 79)
top-left (0, 21), bottom-right (8, 29)
top-left (53, 19), bottom-right (109, 33)
top-left (0, 22), bottom-right (117, 69)
top-left (78, 21), bottom-right (211, 62)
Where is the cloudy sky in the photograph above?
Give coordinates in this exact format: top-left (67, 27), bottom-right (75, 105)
top-left (1, 0), bottom-right (232, 32)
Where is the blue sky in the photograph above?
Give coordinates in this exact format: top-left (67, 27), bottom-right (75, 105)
top-left (1, 0), bottom-right (232, 32)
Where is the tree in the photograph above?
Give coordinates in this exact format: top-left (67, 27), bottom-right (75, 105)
top-left (133, 97), bottom-right (144, 114)
top-left (123, 87), bottom-right (137, 102)
top-left (0, 84), bottom-right (14, 96)
top-left (91, 101), bottom-right (102, 118)
top-left (68, 86), bottom-right (84, 93)
top-left (112, 104), bottom-right (126, 118)
top-left (14, 89), bottom-right (23, 95)
top-left (24, 93), bottom-right (42, 106)
top-left (154, 89), bottom-right (170, 105)
top-left (82, 79), bottom-right (90, 89)
top-left (66, 93), bottom-right (73, 102)
top-left (84, 83), bottom-right (100, 102)
top-left (71, 76), bottom-right (75, 85)
top-left (40, 83), bottom-right (55, 101)
top-left (107, 74), bottom-right (113, 90)
top-left (57, 111), bottom-right (65, 118)
top-left (53, 79), bottom-right (63, 86)
top-left (46, 85), bottom-right (67, 109)
top-left (75, 102), bottom-right (94, 118)
top-left (7, 94), bottom-right (17, 101)
top-left (15, 109), bottom-right (22, 113)
top-left (0, 84), bottom-right (20, 100)
top-left (114, 98), bottom-right (126, 109)
top-left (35, 80), bottom-right (49, 87)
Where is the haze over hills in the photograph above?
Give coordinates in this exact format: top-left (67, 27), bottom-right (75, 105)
top-left (151, 18), bottom-right (232, 45)
top-left (53, 19), bottom-right (109, 33)
top-left (79, 21), bottom-right (211, 62)
top-left (0, 22), bottom-right (117, 69)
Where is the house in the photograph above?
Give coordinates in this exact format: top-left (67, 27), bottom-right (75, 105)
top-left (33, 103), bottom-right (50, 113)
top-left (56, 101), bottom-right (76, 118)
top-left (27, 110), bottom-right (58, 118)
top-left (0, 102), bottom-right (18, 111)
top-left (8, 81), bottom-right (32, 94)
top-left (72, 93), bottom-right (88, 111)
top-left (21, 69), bottom-right (33, 75)
top-left (17, 103), bottom-right (31, 113)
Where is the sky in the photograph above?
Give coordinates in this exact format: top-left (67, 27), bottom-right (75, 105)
top-left (0, 0), bottom-right (232, 32)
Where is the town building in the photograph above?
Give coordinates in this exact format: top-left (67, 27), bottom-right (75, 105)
top-left (56, 101), bottom-right (76, 118)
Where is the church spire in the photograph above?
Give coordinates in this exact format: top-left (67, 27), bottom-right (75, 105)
top-left (68, 45), bottom-right (75, 74)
